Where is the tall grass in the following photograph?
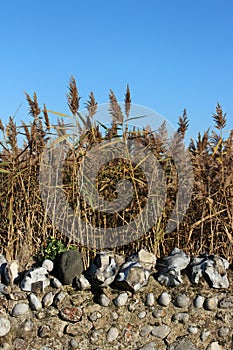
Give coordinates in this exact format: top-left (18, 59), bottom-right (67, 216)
top-left (0, 77), bottom-right (232, 268)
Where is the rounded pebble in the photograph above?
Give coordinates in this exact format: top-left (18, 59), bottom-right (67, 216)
top-left (200, 329), bottom-right (210, 341)
top-left (0, 318), bottom-right (11, 337)
top-left (51, 277), bottom-right (62, 289)
top-left (42, 291), bottom-right (54, 307)
top-left (172, 312), bottom-right (189, 324)
top-left (106, 327), bottom-right (119, 342)
top-left (12, 303), bottom-right (29, 317)
top-left (113, 292), bottom-right (128, 307)
top-left (206, 342), bottom-right (224, 350)
top-left (70, 338), bottom-right (78, 348)
top-left (204, 297), bottom-right (218, 311)
top-left (188, 325), bottom-right (198, 335)
top-left (174, 294), bottom-right (190, 308)
top-left (158, 292), bottom-right (171, 306)
top-left (218, 326), bottom-right (229, 337)
top-left (145, 292), bottom-right (155, 306)
top-left (138, 310), bottom-right (146, 319)
top-left (98, 293), bottom-right (111, 307)
top-left (140, 325), bottom-right (154, 337)
top-left (193, 295), bottom-right (205, 308)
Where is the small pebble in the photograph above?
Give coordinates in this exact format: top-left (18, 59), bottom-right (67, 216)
top-left (113, 292), bottom-right (128, 307)
top-left (140, 325), bottom-right (154, 337)
top-left (38, 324), bottom-right (50, 338)
top-left (106, 327), bottom-right (119, 342)
top-left (138, 310), bottom-right (146, 319)
top-left (70, 338), bottom-right (78, 349)
top-left (98, 293), bottom-right (111, 307)
top-left (12, 303), bottom-right (29, 317)
top-left (152, 309), bottom-right (167, 318)
top-left (218, 297), bottom-right (232, 309)
top-left (200, 329), bottom-right (210, 341)
top-left (51, 277), bottom-right (62, 288)
top-left (193, 295), bottom-right (205, 308)
top-left (206, 342), bottom-right (223, 350)
top-left (53, 291), bottom-right (66, 306)
top-left (42, 259), bottom-right (54, 272)
top-left (204, 297), bottom-right (218, 311)
top-left (158, 292), bottom-right (171, 306)
top-left (28, 293), bottom-right (42, 311)
top-left (145, 292), bottom-right (155, 306)
top-left (139, 342), bottom-right (157, 350)
top-left (111, 311), bottom-right (119, 320)
top-left (174, 294), bottom-right (190, 308)
top-left (88, 311), bottom-right (102, 322)
top-left (42, 291), bottom-right (54, 307)
top-left (0, 318), bottom-right (11, 337)
top-left (172, 312), bottom-right (189, 324)
top-left (188, 325), bottom-right (198, 335)
top-left (23, 319), bottom-right (33, 332)
top-left (218, 326), bottom-right (229, 337)
top-left (151, 325), bottom-right (170, 339)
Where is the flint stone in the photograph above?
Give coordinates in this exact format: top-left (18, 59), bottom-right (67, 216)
top-left (28, 293), bottom-right (42, 311)
top-left (42, 259), bottom-right (54, 272)
top-left (4, 260), bottom-right (19, 285)
top-left (189, 254), bottom-right (229, 289)
top-left (56, 249), bottom-right (84, 285)
top-left (156, 248), bottom-right (190, 287)
top-left (114, 249), bottom-right (155, 292)
top-left (87, 251), bottom-right (124, 288)
top-left (12, 303), bottom-right (29, 317)
top-left (20, 267), bottom-right (50, 292)
top-left (169, 337), bottom-right (198, 350)
top-left (0, 317), bottom-right (11, 337)
top-left (75, 274), bottom-right (91, 290)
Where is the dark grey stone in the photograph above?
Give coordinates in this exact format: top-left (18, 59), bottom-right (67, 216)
top-left (56, 250), bottom-right (84, 285)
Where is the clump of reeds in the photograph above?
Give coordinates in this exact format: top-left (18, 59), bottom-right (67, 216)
top-left (0, 77), bottom-right (232, 267)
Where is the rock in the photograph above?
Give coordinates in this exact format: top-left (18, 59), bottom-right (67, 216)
top-left (158, 292), bottom-right (171, 306)
top-left (87, 251), bottom-right (124, 288)
top-left (169, 337), bottom-right (198, 350)
top-left (12, 303), bottom-right (29, 317)
top-left (13, 338), bottom-right (28, 350)
top-left (145, 292), bottom-right (155, 306)
top-left (218, 326), bottom-right (229, 337)
top-left (156, 248), bottom-right (190, 287)
top-left (193, 295), bottom-right (205, 308)
top-left (188, 326), bottom-right (198, 334)
top-left (42, 291), bottom-right (54, 307)
top-left (70, 338), bottom-right (78, 348)
top-left (172, 312), bottom-right (189, 324)
top-left (114, 249), bottom-right (155, 292)
top-left (75, 274), bottom-right (91, 290)
top-left (174, 294), bottom-right (190, 308)
top-left (218, 297), bottom-right (233, 308)
top-left (200, 329), bottom-right (210, 341)
top-left (206, 341), bottom-right (224, 350)
top-left (88, 311), bottom-right (102, 322)
top-left (204, 297), bottom-right (218, 311)
top-left (38, 324), bottom-right (50, 338)
top-left (106, 327), bottom-right (119, 342)
top-left (60, 306), bottom-right (82, 322)
top-left (28, 293), bottom-right (42, 311)
top-left (140, 325), bottom-right (154, 337)
top-left (139, 342), bottom-right (157, 350)
top-left (20, 267), bottom-right (50, 292)
top-left (50, 277), bottom-right (62, 289)
top-left (23, 319), bottom-right (33, 332)
top-left (0, 283), bottom-right (9, 296)
top-left (4, 260), bottom-right (19, 285)
top-left (55, 249), bottom-right (84, 285)
top-left (138, 310), bottom-right (147, 319)
top-left (113, 292), bottom-right (128, 307)
top-left (97, 293), bottom-right (111, 307)
top-left (151, 325), bottom-right (170, 339)
top-left (189, 255), bottom-right (229, 289)
top-left (42, 259), bottom-right (54, 272)
top-left (53, 291), bottom-right (67, 306)
top-left (0, 317), bottom-right (11, 337)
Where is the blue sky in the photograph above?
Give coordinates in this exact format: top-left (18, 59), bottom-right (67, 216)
top-left (0, 0), bottom-right (232, 142)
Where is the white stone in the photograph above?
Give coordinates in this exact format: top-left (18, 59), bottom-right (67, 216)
top-left (98, 293), bottom-right (111, 307)
top-left (193, 295), bottom-right (205, 308)
top-left (4, 260), bottom-right (19, 285)
top-left (12, 303), bottom-right (29, 317)
top-left (158, 292), bottom-right (171, 306)
top-left (113, 292), bottom-right (128, 307)
top-left (20, 267), bottom-right (50, 292)
top-left (0, 318), bottom-right (11, 337)
top-left (42, 259), bottom-right (54, 272)
top-left (151, 325), bottom-right (170, 339)
top-left (206, 341), bottom-right (223, 350)
top-left (42, 291), bottom-right (54, 307)
top-left (28, 293), bottom-right (42, 311)
top-left (106, 327), bottom-right (119, 342)
top-left (145, 292), bottom-right (155, 306)
top-left (50, 277), bottom-right (62, 288)
top-left (76, 274), bottom-right (91, 290)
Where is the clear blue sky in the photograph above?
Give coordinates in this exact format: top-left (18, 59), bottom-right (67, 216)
top-left (0, 0), bottom-right (232, 141)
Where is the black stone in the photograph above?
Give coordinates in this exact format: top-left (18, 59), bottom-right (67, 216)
top-left (55, 250), bottom-right (84, 285)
